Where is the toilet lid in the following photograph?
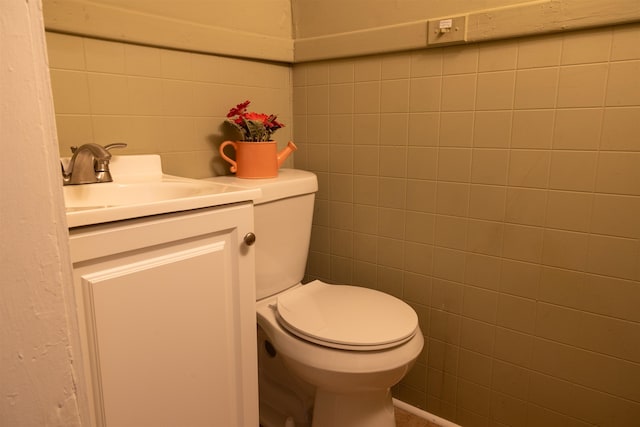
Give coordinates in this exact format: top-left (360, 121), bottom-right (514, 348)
top-left (275, 280), bottom-right (418, 351)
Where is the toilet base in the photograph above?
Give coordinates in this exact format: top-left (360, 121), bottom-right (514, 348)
top-left (311, 388), bottom-right (395, 427)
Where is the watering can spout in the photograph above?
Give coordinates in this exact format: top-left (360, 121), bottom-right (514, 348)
top-left (277, 141), bottom-right (298, 168)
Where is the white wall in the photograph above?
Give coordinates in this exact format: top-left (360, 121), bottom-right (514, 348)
top-left (291, 0), bottom-right (532, 38)
top-left (92, 0), bottom-right (292, 38)
top-left (292, 0), bottom-right (640, 61)
top-left (0, 1), bottom-right (88, 425)
top-left (43, 0), bottom-right (640, 63)
top-left (43, 0), bottom-right (294, 62)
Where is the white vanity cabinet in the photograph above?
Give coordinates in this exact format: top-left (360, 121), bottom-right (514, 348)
top-left (68, 203), bottom-right (258, 427)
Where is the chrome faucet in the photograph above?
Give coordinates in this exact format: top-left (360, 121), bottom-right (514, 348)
top-left (61, 143), bottom-right (127, 185)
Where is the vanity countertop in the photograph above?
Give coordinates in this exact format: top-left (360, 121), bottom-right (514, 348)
top-left (63, 155), bottom-right (260, 228)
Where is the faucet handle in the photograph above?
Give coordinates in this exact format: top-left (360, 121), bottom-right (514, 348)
top-left (69, 143), bottom-right (126, 153)
top-left (93, 143), bottom-right (126, 183)
top-left (104, 143), bottom-right (128, 151)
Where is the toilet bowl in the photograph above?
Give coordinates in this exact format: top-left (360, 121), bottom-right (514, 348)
top-left (258, 281), bottom-right (424, 427)
top-left (205, 170), bottom-right (424, 427)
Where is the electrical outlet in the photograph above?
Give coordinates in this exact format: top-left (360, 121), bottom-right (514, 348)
top-left (427, 15), bottom-right (467, 46)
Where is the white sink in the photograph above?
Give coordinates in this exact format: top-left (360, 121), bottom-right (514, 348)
top-left (63, 155), bottom-right (261, 228)
top-left (64, 179), bottom-right (225, 208)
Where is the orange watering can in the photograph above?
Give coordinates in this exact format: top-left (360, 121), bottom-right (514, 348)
top-left (219, 140), bottom-right (297, 178)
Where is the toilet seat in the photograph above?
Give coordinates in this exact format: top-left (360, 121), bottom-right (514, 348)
top-left (274, 280), bottom-right (418, 351)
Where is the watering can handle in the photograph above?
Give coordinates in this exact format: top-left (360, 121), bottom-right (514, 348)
top-left (219, 141), bottom-right (238, 173)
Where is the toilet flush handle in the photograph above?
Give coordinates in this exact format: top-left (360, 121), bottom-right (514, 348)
top-left (244, 232), bottom-right (256, 246)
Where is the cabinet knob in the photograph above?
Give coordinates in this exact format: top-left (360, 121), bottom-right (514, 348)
top-left (244, 232), bottom-right (256, 246)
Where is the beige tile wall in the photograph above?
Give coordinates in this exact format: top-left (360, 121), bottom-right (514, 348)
top-left (46, 32), bottom-right (293, 178)
top-left (293, 23), bottom-right (640, 427)
top-left (46, 23), bottom-right (640, 427)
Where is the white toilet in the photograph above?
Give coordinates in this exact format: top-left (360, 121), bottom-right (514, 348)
top-left (208, 169), bottom-right (423, 427)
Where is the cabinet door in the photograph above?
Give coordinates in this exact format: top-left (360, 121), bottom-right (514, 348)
top-left (70, 205), bottom-right (258, 427)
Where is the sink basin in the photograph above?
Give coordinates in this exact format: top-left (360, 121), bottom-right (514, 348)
top-left (64, 179), bottom-right (225, 209)
top-left (63, 155), bottom-right (261, 228)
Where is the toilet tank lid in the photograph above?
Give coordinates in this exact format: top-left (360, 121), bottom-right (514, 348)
top-left (203, 169), bottom-right (318, 205)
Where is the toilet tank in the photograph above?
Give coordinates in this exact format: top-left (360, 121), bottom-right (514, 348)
top-left (253, 170), bottom-right (317, 299)
top-left (205, 169), bottom-right (318, 299)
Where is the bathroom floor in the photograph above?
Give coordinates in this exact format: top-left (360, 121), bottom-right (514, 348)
top-left (395, 407), bottom-right (443, 427)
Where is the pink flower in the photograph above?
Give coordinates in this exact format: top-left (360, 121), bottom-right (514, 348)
top-left (224, 100), bottom-right (285, 141)
top-left (226, 100), bottom-right (250, 118)
top-left (244, 112), bottom-right (270, 123)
